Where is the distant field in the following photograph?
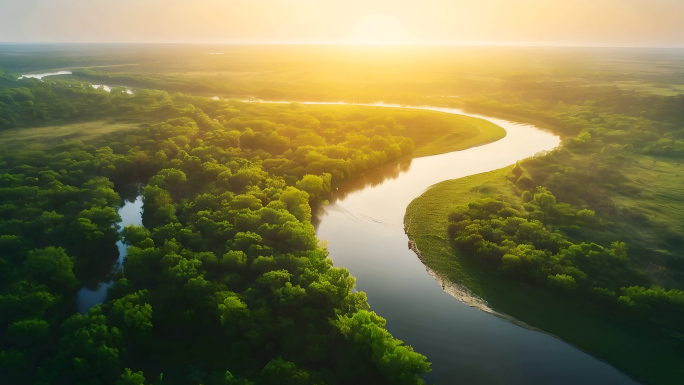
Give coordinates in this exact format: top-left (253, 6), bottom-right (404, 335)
top-left (6, 45), bottom-right (683, 105)
top-left (0, 121), bottom-right (139, 150)
top-left (613, 81), bottom-right (684, 96)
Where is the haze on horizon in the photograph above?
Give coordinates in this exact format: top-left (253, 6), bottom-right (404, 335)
top-left (1, 0), bottom-right (684, 47)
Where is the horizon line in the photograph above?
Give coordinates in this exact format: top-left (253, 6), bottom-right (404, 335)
top-left (1, 41), bottom-right (684, 50)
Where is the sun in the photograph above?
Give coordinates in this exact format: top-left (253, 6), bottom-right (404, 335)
top-left (344, 14), bottom-right (419, 45)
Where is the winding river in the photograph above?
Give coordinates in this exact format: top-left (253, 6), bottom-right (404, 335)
top-left (306, 103), bottom-right (639, 385)
top-left (19, 72), bottom-right (637, 382)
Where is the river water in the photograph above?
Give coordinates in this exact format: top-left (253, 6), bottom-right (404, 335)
top-left (76, 195), bottom-right (143, 314)
top-left (309, 104), bottom-right (639, 385)
top-left (19, 71), bottom-right (72, 79)
top-left (19, 71), bottom-right (133, 94)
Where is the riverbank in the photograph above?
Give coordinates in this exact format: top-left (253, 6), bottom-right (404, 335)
top-left (315, 105), bottom-right (641, 384)
top-left (231, 101), bottom-right (508, 159)
top-left (404, 165), bottom-right (684, 385)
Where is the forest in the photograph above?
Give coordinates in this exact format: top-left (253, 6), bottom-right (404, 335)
top-left (0, 67), bottom-right (446, 385)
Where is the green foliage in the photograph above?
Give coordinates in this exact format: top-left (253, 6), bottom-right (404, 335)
top-left (259, 358), bottom-right (311, 385)
top-left (295, 174), bottom-right (331, 205)
top-left (447, 191), bottom-right (653, 303)
top-left (24, 247), bottom-right (79, 291)
top-left (440, 92), bottom-right (684, 362)
top-left (36, 310), bottom-right (124, 384)
top-left (116, 369), bottom-right (147, 385)
top-left (0, 73), bottom-right (432, 385)
top-left (334, 311), bottom-right (430, 385)
top-left (6, 45), bottom-right (684, 385)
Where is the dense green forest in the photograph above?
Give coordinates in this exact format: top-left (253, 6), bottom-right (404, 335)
top-left (0, 68), bottom-right (450, 385)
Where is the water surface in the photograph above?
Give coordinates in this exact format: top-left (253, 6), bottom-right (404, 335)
top-left (19, 71), bottom-right (72, 79)
top-left (311, 105), bottom-right (639, 385)
top-left (19, 71), bottom-right (134, 93)
top-left (77, 195), bottom-right (143, 314)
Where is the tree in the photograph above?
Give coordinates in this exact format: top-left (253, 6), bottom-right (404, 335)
top-left (259, 358), bottom-right (310, 385)
top-left (23, 247), bottom-right (79, 292)
top-left (116, 368), bottom-right (147, 385)
top-left (334, 311), bottom-right (431, 385)
top-left (547, 274), bottom-right (576, 291)
top-left (295, 174), bottom-right (331, 205)
top-left (110, 291), bottom-right (153, 337)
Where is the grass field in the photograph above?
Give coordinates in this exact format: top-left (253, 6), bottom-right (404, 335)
top-left (613, 81), bottom-right (684, 96)
top-left (7, 45), bottom-right (683, 107)
top-left (0, 121), bottom-right (139, 152)
top-left (405, 111), bottom-right (506, 157)
top-left (597, 155), bottom-right (684, 288)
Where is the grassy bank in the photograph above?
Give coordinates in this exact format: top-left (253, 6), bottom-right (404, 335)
top-left (405, 166), bottom-right (684, 385)
top-left (288, 104), bottom-right (506, 158)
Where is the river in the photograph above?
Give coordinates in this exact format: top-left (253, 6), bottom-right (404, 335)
top-left (56, 86), bottom-right (638, 383)
top-left (307, 104), bottom-right (639, 385)
top-left (76, 195), bottom-right (143, 314)
top-left (19, 71), bottom-right (72, 79)
top-left (19, 71), bottom-right (133, 94)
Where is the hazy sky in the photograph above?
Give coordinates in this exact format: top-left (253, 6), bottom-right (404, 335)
top-left (1, 0), bottom-right (684, 46)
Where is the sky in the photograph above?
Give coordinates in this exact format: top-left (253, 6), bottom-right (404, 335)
top-left (1, 0), bottom-right (684, 46)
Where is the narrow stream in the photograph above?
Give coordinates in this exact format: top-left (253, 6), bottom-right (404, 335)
top-left (76, 195), bottom-right (143, 314)
top-left (306, 104), bottom-right (639, 385)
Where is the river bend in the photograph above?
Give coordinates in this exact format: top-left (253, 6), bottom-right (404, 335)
top-left (48, 85), bottom-right (638, 384)
top-left (307, 103), bottom-right (638, 385)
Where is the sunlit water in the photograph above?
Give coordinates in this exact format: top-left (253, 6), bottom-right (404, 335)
top-left (19, 71), bottom-right (72, 79)
top-left (294, 103), bottom-right (640, 385)
top-left (19, 71), bottom-right (134, 94)
top-left (76, 196), bottom-right (143, 314)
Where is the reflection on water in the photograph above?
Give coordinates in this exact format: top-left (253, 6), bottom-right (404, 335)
top-left (307, 102), bottom-right (640, 385)
top-left (314, 160), bottom-right (412, 230)
top-left (330, 159), bottom-right (412, 204)
top-left (19, 71), bottom-right (72, 79)
top-left (76, 195), bottom-right (143, 314)
top-left (19, 71), bottom-right (134, 94)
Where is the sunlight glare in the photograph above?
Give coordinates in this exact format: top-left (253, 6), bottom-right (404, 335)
top-left (345, 14), bottom-right (419, 45)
